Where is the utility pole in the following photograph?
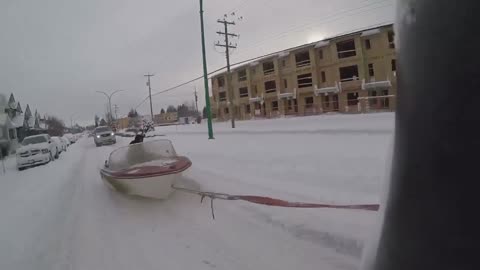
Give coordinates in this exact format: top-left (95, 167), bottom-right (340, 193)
top-left (194, 86), bottom-right (199, 113)
top-left (114, 104), bottom-right (119, 120)
top-left (215, 14), bottom-right (240, 128)
top-left (144, 74), bottom-right (154, 122)
top-left (199, 0), bottom-right (214, 139)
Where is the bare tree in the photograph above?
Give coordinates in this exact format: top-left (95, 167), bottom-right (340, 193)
top-left (46, 116), bottom-right (65, 137)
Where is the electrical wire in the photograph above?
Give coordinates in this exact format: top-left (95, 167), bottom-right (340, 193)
top-left (235, 0), bottom-right (393, 56)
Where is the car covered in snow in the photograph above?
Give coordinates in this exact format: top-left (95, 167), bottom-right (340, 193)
top-left (63, 133), bottom-right (76, 144)
top-left (51, 136), bottom-right (67, 153)
top-left (61, 136), bottom-right (70, 147)
top-left (16, 134), bottom-right (56, 170)
top-left (94, 126), bottom-right (116, 146)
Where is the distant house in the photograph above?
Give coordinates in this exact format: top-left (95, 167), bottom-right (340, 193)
top-left (0, 94), bottom-right (19, 155)
top-left (154, 112), bottom-right (178, 125)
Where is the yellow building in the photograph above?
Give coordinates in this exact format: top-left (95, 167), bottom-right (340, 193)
top-left (211, 24), bottom-right (396, 121)
top-left (154, 112), bottom-right (178, 124)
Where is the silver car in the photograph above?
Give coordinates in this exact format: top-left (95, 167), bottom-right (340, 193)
top-left (94, 126), bottom-right (116, 146)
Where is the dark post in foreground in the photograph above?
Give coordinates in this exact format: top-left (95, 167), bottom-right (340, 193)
top-left (199, 0), bottom-right (214, 139)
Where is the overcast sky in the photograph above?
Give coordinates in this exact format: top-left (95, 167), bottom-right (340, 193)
top-left (0, 0), bottom-right (394, 126)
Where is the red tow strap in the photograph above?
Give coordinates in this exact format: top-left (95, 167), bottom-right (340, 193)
top-left (171, 185), bottom-right (379, 212)
top-left (237, 195), bottom-right (379, 211)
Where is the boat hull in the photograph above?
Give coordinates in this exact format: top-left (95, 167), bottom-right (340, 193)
top-left (101, 172), bottom-right (179, 199)
top-left (100, 155), bottom-right (192, 199)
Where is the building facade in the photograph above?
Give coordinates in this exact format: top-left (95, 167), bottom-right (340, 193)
top-left (210, 24), bottom-right (397, 121)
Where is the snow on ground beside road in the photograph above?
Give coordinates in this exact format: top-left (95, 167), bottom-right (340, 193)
top-left (0, 112), bottom-right (394, 270)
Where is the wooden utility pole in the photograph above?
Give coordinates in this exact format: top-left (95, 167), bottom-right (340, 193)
top-left (194, 87), bottom-right (199, 113)
top-left (144, 74), bottom-right (154, 122)
top-left (215, 17), bottom-right (238, 128)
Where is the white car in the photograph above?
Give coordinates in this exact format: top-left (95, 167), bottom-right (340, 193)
top-left (63, 133), bottom-right (76, 144)
top-left (16, 134), bottom-right (57, 170)
top-left (93, 126), bottom-right (116, 146)
top-left (61, 137), bottom-right (70, 148)
top-left (51, 136), bottom-right (66, 154)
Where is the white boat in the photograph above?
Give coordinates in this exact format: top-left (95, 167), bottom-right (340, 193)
top-left (100, 139), bottom-right (192, 199)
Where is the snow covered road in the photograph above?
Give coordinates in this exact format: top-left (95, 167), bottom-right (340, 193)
top-left (0, 113), bottom-right (394, 270)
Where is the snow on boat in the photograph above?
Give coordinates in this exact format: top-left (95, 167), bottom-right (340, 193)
top-left (100, 139), bottom-right (192, 199)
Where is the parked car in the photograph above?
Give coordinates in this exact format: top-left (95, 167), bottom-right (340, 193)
top-left (94, 126), bottom-right (116, 146)
top-left (52, 136), bottom-right (67, 153)
top-left (61, 137), bottom-right (70, 148)
top-left (16, 134), bottom-right (56, 170)
top-left (50, 137), bottom-right (62, 157)
top-left (63, 133), bottom-right (76, 144)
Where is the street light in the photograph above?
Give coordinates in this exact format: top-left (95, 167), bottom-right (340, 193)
top-left (96, 90), bottom-right (125, 124)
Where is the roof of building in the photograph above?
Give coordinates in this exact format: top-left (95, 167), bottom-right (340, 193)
top-left (211, 22), bottom-right (394, 78)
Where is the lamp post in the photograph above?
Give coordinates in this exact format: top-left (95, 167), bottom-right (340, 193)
top-left (96, 90), bottom-right (125, 124)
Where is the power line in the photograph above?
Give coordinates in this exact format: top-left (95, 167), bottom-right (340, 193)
top-left (234, 0), bottom-right (393, 56)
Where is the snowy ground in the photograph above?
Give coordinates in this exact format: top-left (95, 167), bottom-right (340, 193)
top-left (0, 113), bottom-right (394, 270)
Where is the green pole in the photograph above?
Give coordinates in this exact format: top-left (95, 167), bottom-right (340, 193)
top-left (199, 0), bottom-right (214, 139)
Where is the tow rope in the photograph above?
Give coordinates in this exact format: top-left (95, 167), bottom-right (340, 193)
top-left (171, 185), bottom-right (379, 219)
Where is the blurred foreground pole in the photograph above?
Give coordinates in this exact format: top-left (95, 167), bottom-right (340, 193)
top-left (367, 1), bottom-right (480, 270)
top-left (199, 0), bottom-right (214, 139)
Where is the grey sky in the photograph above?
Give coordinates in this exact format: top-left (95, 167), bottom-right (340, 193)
top-left (0, 0), bottom-right (394, 126)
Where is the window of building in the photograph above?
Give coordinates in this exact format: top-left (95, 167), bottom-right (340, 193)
top-left (9, 129), bottom-right (16, 139)
top-left (365, 39), bottom-right (371, 50)
top-left (217, 76), bottom-right (225, 87)
top-left (321, 71), bottom-right (326, 82)
top-left (238, 69), bottom-right (247, 81)
top-left (295, 51), bottom-right (311, 67)
top-left (283, 79), bottom-right (288, 89)
top-left (263, 61), bottom-right (275, 75)
top-left (287, 99), bottom-right (293, 110)
top-left (239, 87), bottom-right (249, 97)
top-left (246, 104), bottom-right (251, 114)
top-left (368, 63), bottom-right (375, 77)
top-left (347, 92), bottom-right (359, 106)
top-left (224, 107), bottom-right (229, 114)
top-left (297, 73), bottom-right (313, 88)
top-left (370, 90), bottom-right (377, 105)
top-left (324, 95), bottom-right (330, 108)
top-left (388, 31), bottom-right (395, 48)
top-left (272, 101), bottom-right (279, 111)
top-left (251, 67), bottom-right (256, 75)
top-left (319, 49), bottom-right (323, 59)
top-left (336, 39), bottom-right (356, 58)
top-left (264, 80), bottom-right (277, 93)
top-left (305, 96), bottom-right (314, 108)
top-left (219, 91), bottom-right (227, 101)
top-left (339, 65), bottom-right (359, 81)
top-left (391, 59), bottom-right (396, 71)
top-left (281, 59), bottom-right (286, 67)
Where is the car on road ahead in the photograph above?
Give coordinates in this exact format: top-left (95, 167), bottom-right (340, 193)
top-left (16, 134), bottom-right (56, 170)
top-left (94, 126), bottom-right (116, 146)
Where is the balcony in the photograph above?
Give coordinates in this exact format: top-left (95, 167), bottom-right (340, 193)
top-left (361, 78), bottom-right (392, 90)
top-left (278, 88), bottom-right (296, 99)
top-left (314, 82), bottom-right (340, 96)
top-left (249, 96), bottom-right (264, 103)
top-left (339, 77), bottom-right (362, 91)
